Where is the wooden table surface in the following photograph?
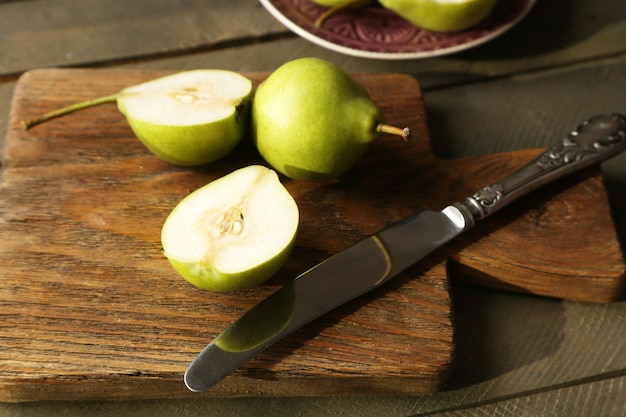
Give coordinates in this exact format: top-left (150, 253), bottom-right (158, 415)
top-left (0, 0), bottom-right (625, 416)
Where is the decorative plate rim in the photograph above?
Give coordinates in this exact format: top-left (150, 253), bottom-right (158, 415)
top-left (259, 0), bottom-right (537, 60)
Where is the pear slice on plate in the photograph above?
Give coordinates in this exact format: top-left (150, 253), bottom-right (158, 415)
top-left (161, 165), bottom-right (299, 292)
top-left (23, 70), bottom-right (253, 166)
top-left (379, 0), bottom-right (500, 32)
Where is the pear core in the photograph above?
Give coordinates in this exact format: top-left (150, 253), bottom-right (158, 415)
top-left (161, 165), bottom-right (299, 292)
top-left (118, 70), bottom-right (251, 126)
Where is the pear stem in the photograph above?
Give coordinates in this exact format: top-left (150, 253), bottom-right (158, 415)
top-left (22, 93), bottom-right (120, 130)
top-left (314, 0), bottom-right (376, 29)
top-left (376, 123), bottom-right (412, 142)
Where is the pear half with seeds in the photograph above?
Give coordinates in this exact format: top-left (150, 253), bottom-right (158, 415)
top-left (23, 70), bottom-right (253, 166)
top-left (161, 165), bottom-right (299, 292)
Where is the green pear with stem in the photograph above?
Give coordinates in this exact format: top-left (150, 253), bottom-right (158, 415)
top-left (161, 165), bottom-right (299, 292)
top-left (22, 70), bottom-right (253, 166)
top-left (379, 0), bottom-right (500, 32)
top-left (251, 57), bottom-right (410, 182)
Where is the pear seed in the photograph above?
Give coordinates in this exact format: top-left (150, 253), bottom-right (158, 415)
top-left (175, 94), bottom-right (196, 104)
top-left (219, 209), bottom-right (245, 236)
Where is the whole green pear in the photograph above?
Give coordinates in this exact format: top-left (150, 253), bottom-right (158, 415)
top-left (251, 58), bottom-right (410, 182)
top-left (379, 0), bottom-right (499, 32)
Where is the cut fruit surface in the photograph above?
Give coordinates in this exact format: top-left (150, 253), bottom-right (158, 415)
top-left (118, 70), bottom-right (251, 126)
top-left (117, 70), bottom-right (252, 166)
top-left (22, 69), bottom-right (253, 167)
top-left (161, 165), bottom-right (299, 292)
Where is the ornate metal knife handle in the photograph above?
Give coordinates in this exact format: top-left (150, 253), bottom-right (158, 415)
top-left (459, 114), bottom-right (626, 223)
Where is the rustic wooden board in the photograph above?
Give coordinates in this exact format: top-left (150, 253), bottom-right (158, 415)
top-left (0, 68), bottom-right (623, 402)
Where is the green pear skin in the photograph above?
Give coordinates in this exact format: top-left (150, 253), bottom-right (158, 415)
top-left (23, 70), bottom-right (253, 167)
top-left (312, 0), bottom-right (345, 6)
top-left (117, 70), bottom-right (252, 166)
top-left (379, 0), bottom-right (499, 32)
top-left (166, 245), bottom-right (294, 292)
top-left (252, 58), bottom-right (389, 182)
top-left (119, 108), bottom-right (247, 166)
top-left (161, 165), bottom-right (299, 292)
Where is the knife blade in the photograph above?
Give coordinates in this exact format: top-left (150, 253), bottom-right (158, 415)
top-left (184, 114), bottom-right (626, 393)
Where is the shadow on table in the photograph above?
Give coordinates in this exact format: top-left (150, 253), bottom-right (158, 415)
top-left (456, 0), bottom-right (624, 61)
top-left (602, 155), bottom-right (626, 302)
top-left (445, 285), bottom-right (566, 389)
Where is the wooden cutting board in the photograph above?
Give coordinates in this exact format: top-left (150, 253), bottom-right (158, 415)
top-left (0, 68), bottom-right (623, 403)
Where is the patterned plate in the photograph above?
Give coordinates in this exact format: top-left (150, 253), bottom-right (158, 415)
top-left (259, 0), bottom-right (536, 60)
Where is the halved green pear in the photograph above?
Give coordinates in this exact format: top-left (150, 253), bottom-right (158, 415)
top-left (379, 0), bottom-right (499, 32)
top-left (118, 70), bottom-right (252, 166)
top-left (23, 70), bottom-right (253, 166)
top-left (161, 165), bottom-right (299, 292)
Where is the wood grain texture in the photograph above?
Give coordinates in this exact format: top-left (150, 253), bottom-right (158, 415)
top-left (0, 68), bottom-right (623, 402)
top-left (0, 68), bottom-right (448, 402)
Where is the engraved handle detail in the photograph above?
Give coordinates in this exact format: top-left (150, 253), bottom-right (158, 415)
top-left (461, 114), bottom-right (626, 222)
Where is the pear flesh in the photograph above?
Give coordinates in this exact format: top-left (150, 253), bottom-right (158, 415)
top-left (379, 0), bottom-right (499, 32)
top-left (252, 57), bottom-right (409, 182)
top-left (23, 70), bottom-right (253, 166)
top-left (118, 70), bottom-right (252, 166)
top-left (161, 165), bottom-right (299, 292)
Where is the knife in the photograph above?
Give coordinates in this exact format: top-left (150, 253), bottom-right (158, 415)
top-left (184, 114), bottom-right (626, 392)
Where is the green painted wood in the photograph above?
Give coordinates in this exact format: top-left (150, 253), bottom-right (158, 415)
top-left (1, 0), bottom-right (625, 82)
top-left (0, 0), bottom-right (289, 75)
top-left (0, 0), bottom-right (624, 414)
